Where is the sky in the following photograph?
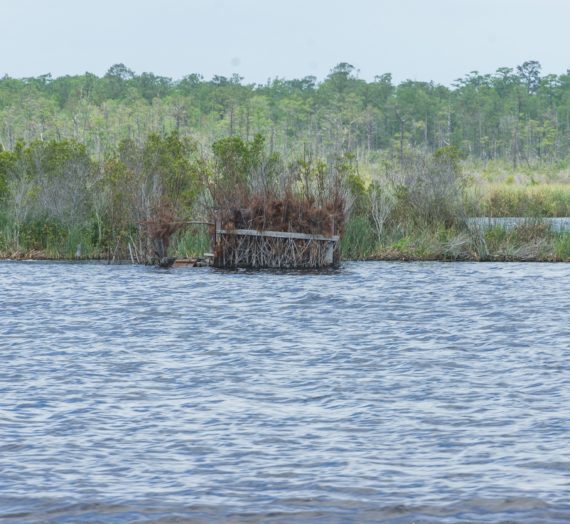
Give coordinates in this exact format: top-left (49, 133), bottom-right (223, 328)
top-left (1, 0), bottom-right (569, 85)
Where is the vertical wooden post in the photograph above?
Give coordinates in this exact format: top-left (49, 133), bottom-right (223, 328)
top-left (215, 217), bottom-right (221, 267)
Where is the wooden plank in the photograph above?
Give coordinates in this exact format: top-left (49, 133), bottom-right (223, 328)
top-left (218, 228), bottom-right (340, 242)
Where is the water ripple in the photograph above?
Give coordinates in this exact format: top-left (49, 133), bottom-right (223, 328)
top-left (1, 261), bottom-right (570, 522)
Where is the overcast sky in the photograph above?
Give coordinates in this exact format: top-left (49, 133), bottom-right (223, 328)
top-left (1, 0), bottom-right (569, 85)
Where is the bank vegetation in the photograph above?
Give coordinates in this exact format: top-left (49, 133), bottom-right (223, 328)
top-left (1, 62), bottom-right (570, 262)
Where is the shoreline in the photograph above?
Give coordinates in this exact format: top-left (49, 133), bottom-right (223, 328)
top-left (1, 253), bottom-right (569, 264)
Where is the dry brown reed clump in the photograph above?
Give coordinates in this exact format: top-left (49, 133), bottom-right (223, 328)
top-left (220, 191), bottom-right (345, 237)
top-left (139, 202), bottom-right (186, 263)
top-left (208, 135), bottom-right (348, 239)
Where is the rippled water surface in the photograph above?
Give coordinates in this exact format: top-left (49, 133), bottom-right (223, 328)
top-left (1, 261), bottom-right (570, 523)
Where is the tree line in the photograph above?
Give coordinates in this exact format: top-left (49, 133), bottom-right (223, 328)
top-left (1, 61), bottom-right (570, 166)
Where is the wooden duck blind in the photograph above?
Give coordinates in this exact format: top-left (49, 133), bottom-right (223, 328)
top-left (213, 221), bottom-right (340, 269)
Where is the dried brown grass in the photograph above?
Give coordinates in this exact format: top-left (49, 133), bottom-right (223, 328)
top-left (219, 192), bottom-right (344, 237)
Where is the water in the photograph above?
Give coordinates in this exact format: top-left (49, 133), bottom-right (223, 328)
top-left (1, 261), bottom-right (570, 523)
top-left (467, 216), bottom-right (570, 232)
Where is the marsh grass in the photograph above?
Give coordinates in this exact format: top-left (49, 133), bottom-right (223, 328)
top-left (0, 222), bottom-right (101, 260)
top-left (465, 184), bottom-right (570, 217)
top-left (172, 229), bottom-right (211, 258)
top-left (464, 159), bottom-right (570, 185)
top-left (351, 219), bottom-right (570, 262)
top-left (340, 217), bottom-right (377, 259)
top-left (554, 233), bottom-right (570, 260)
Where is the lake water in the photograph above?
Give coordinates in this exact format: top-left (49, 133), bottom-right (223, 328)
top-left (1, 261), bottom-right (570, 523)
top-left (467, 217), bottom-right (570, 232)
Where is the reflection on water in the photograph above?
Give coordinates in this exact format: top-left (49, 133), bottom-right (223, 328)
top-left (1, 261), bottom-right (570, 523)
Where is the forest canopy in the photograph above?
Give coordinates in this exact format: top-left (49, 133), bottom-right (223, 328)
top-left (0, 60), bottom-right (568, 166)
